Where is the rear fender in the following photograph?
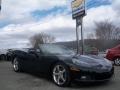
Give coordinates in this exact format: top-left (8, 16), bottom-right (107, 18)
top-left (11, 51), bottom-right (28, 63)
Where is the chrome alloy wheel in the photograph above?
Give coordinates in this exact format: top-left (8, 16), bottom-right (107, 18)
top-left (13, 58), bottom-right (19, 71)
top-left (115, 58), bottom-right (120, 66)
top-left (53, 65), bottom-right (67, 85)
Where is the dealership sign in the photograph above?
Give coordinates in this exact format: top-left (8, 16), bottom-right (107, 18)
top-left (71, 0), bottom-right (86, 19)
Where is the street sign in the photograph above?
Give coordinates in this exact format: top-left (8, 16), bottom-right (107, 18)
top-left (71, 0), bottom-right (86, 19)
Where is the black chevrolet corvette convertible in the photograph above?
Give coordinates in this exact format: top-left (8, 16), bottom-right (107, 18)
top-left (11, 44), bottom-right (114, 87)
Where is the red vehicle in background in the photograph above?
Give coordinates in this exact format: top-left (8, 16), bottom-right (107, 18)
top-left (106, 44), bottom-right (120, 65)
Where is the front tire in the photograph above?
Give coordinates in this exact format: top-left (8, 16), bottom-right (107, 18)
top-left (114, 58), bottom-right (120, 66)
top-left (52, 62), bottom-right (71, 87)
top-left (13, 58), bottom-right (21, 72)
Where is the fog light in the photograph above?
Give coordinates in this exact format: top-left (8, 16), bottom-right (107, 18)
top-left (70, 67), bottom-right (80, 71)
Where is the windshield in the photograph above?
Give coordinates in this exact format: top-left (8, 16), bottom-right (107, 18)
top-left (39, 44), bottom-right (75, 55)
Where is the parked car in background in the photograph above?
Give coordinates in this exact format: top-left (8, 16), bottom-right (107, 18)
top-left (83, 46), bottom-right (99, 55)
top-left (12, 44), bottom-right (114, 87)
top-left (0, 49), bottom-right (7, 60)
top-left (106, 44), bottom-right (120, 65)
top-left (98, 51), bottom-right (106, 58)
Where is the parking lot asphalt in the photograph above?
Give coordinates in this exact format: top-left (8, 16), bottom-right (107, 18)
top-left (0, 61), bottom-right (120, 90)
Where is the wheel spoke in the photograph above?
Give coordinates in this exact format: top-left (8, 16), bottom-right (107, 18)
top-left (57, 76), bottom-right (61, 85)
top-left (61, 69), bottom-right (66, 73)
top-left (60, 74), bottom-right (66, 82)
top-left (56, 65), bottom-right (60, 71)
top-left (53, 72), bottom-right (59, 75)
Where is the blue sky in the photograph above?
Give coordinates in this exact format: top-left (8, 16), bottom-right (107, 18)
top-left (87, 0), bottom-right (111, 8)
top-left (30, 0), bottom-right (111, 20)
top-left (0, 0), bottom-right (119, 48)
top-left (31, 6), bottom-right (68, 20)
top-left (0, 0), bottom-right (111, 28)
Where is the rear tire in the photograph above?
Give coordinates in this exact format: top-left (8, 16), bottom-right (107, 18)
top-left (52, 62), bottom-right (71, 87)
top-left (13, 58), bottom-right (21, 72)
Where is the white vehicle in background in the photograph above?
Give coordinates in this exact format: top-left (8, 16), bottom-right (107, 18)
top-left (0, 49), bottom-right (7, 60)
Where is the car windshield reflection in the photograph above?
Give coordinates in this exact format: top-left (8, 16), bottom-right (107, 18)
top-left (39, 44), bottom-right (75, 55)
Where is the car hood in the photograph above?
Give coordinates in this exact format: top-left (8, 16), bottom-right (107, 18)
top-left (56, 54), bottom-right (113, 72)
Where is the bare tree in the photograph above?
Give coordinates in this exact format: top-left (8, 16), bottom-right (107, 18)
top-left (87, 33), bottom-right (96, 39)
top-left (30, 33), bottom-right (55, 48)
top-left (95, 20), bottom-right (120, 40)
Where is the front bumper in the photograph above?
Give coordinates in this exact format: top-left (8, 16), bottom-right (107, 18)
top-left (71, 67), bottom-right (114, 82)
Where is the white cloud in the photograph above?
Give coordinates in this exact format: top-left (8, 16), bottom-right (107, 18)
top-left (2, 0), bottom-right (67, 13)
top-left (0, 0), bottom-right (120, 49)
top-left (1, 0), bottom-right (68, 22)
top-left (0, 15), bottom-right (76, 49)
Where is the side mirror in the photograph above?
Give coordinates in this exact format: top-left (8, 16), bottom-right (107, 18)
top-left (28, 49), bottom-right (36, 54)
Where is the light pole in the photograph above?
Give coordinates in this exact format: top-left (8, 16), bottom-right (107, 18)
top-left (76, 19), bottom-right (80, 54)
top-left (80, 18), bottom-right (84, 55)
top-left (76, 17), bottom-right (84, 54)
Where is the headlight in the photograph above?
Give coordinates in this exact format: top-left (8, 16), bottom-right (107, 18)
top-left (70, 66), bottom-right (80, 71)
